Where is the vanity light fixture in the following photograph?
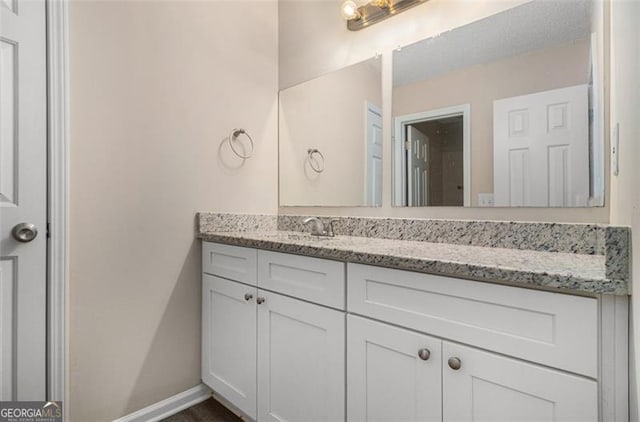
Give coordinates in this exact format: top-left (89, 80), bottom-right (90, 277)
top-left (370, 0), bottom-right (390, 8)
top-left (342, 0), bottom-right (426, 31)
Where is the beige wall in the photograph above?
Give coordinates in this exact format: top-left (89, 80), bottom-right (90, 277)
top-left (609, 0), bottom-right (640, 419)
top-left (394, 40), bottom-right (590, 206)
top-left (279, 0), bottom-right (610, 223)
top-left (279, 60), bottom-right (381, 206)
top-left (69, 1), bottom-right (278, 420)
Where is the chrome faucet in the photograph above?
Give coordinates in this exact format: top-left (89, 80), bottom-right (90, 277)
top-left (302, 217), bottom-right (338, 237)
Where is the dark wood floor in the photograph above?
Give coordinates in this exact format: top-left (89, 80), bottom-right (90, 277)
top-left (161, 398), bottom-right (242, 422)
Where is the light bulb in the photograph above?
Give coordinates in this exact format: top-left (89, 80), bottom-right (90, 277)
top-left (341, 0), bottom-right (361, 20)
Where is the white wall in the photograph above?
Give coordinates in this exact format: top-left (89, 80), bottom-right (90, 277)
top-left (609, 0), bottom-right (640, 419)
top-left (68, 1), bottom-right (278, 420)
top-left (279, 0), bottom-right (610, 223)
top-left (280, 59), bottom-right (381, 206)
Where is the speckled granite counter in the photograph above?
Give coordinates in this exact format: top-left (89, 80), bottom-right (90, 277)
top-left (198, 230), bottom-right (627, 296)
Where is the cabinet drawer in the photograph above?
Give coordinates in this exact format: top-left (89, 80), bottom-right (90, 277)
top-left (202, 242), bottom-right (257, 285)
top-left (258, 250), bottom-right (345, 309)
top-left (347, 263), bottom-right (598, 378)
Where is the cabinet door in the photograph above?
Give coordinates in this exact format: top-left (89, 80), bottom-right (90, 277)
top-left (347, 315), bottom-right (442, 422)
top-left (202, 274), bottom-right (257, 419)
top-left (442, 342), bottom-right (598, 422)
top-left (257, 290), bottom-right (345, 422)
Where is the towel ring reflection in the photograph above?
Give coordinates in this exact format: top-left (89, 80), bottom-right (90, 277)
top-left (229, 128), bottom-right (254, 159)
top-left (307, 148), bottom-right (325, 173)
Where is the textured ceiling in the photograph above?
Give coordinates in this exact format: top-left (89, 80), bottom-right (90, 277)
top-left (393, 0), bottom-right (594, 87)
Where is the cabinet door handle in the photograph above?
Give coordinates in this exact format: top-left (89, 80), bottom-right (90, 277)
top-left (244, 293), bottom-right (253, 301)
top-left (418, 348), bottom-right (431, 361)
top-left (256, 297), bottom-right (266, 305)
top-left (448, 357), bottom-right (462, 370)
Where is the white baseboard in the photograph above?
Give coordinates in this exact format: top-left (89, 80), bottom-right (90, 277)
top-left (113, 383), bottom-right (212, 422)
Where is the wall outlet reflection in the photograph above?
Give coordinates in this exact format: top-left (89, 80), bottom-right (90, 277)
top-left (478, 194), bottom-right (495, 207)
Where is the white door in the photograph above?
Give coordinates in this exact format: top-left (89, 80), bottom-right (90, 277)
top-left (365, 102), bottom-right (382, 206)
top-left (407, 125), bottom-right (429, 206)
top-left (493, 85), bottom-right (589, 207)
top-left (257, 290), bottom-right (345, 422)
top-left (0, 0), bottom-right (47, 400)
top-left (442, 342), bottom-right (598, 422)
top-left (347, 315), bottom-right (442, 422)
top-left (202, 275), bottom-right (257, 419)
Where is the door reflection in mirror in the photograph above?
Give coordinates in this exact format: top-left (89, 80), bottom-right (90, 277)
top-left (396, 105), bottom-right (470, 207)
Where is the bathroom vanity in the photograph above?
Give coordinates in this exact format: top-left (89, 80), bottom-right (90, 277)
top-left (198, 218), bottom-right (629, 422)
top-left (201, 0), bottom-right (629, 420)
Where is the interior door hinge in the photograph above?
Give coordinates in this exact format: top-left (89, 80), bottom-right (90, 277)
top-left (404, 140), bottom-right (410, 150)
top-left (46, 222), bottom-right (51, 239)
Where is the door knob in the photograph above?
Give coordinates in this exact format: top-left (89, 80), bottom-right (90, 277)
top-left (12, 223), bottom-right (38, 243)
top-left (256, 297), bottom-right (266, 305)
top-left (244, 293), bottom-right (253, 301)
top-left (448, 357), bottom-right (462, 370)
top-left (418, 348), bottom-right (431, 361)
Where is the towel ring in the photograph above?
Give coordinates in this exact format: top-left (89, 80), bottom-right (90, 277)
top-left (307, 148), bottom-right (325, 173)
top-left (229, 128), bottom-right (254, 159)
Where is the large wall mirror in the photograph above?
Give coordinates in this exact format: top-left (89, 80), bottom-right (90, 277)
top-left (279, 57), bottom-right (383, 207)
top-left (393, 0), bottom-right (605, 208)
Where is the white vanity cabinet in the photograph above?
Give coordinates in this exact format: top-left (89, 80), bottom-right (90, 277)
top-left (202, 242), bottom-right (346, 422)
top-left (347, 312), bottom-right (598, 422)
top-left (203, 241), bottom-right (627, 422)
top-left (346, 263), bottom-right (617, 422)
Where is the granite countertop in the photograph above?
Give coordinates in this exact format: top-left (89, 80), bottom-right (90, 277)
top-left (198, 230), bottom-right (627, 296)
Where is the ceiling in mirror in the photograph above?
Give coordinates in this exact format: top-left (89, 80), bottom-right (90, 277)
top-left (392, 0), bottom-right (605, 208)
top-left (393, 1), bottom-right (593, 87)
top-left (279, 57), bottom-right (383, 207)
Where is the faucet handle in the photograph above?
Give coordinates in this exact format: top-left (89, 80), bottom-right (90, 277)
top-left (327, 219), bottom-right (340, 237)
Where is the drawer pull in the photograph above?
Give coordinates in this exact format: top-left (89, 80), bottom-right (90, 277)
top-left (257, 297), bottom-right (266, 305)
top-left (244, 293), bottom-right (253, 301)
top-left (418, 348), bottom-right (431, 361)
top-left (448, 357), bottom-right (462, 370)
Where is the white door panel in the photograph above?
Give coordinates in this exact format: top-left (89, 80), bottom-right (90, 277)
top-left (258, 290), bottom-right (345, 422)
top-left (366, 102), bottom-right (382, 206)
top-left (442, 342), bottom-right (598, 422)
top-left (407, 126), bottom-right (429, 206)
top-left (202, 275), bottom-right (257, 419)
top-left (0, 0), bottom-right (47, 400)
top-left (493, 85), bottom-right (589, 207)
top-left (347, 315), bottom-right (442, 422)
